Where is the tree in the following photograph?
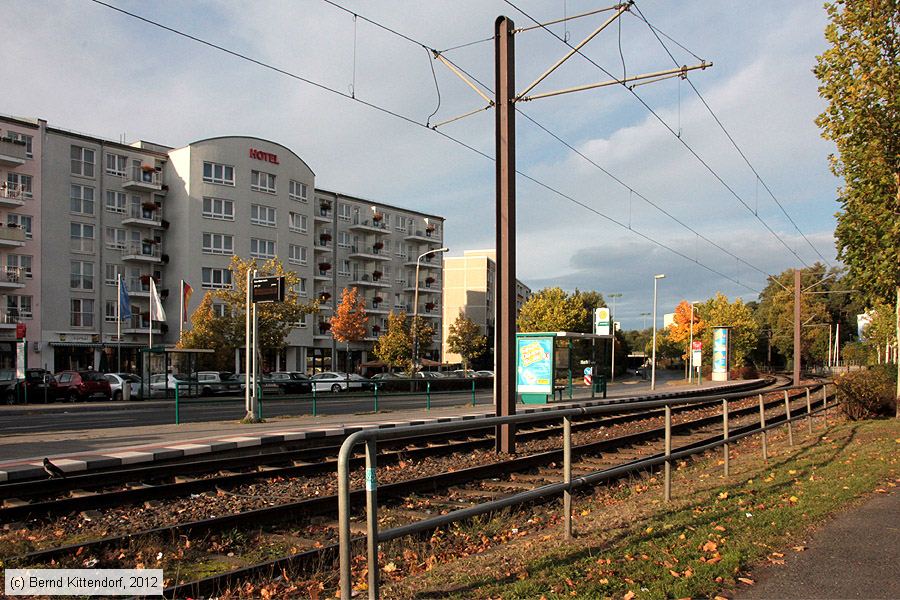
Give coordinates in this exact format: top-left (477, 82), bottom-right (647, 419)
top-left (862, 302), bottom-right (899, 362)
top-left (572, 289), bottom-right (606, 333)
top-left (815, 0), bottom-right (898, 414)
top-left (446, 312), bottom-right (488, 371)
top-left (411, 315), bottom-right (436, 360)
top-left (373, 311), bottom-right (413, 372)
top-left (330, 287), bottom-right (368, 372)
top-left (186, 256), bottom-right (318, 369)
top-left (666, 300), bottom-right (707, 360)
top-left (697, 293), bottom-right (759, 368)
top-left (179, 292), bottom-right (230, 370)
top-left (517, 287), bottom-right (588, 332)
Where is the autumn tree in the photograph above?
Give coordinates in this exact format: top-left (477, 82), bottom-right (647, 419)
top-left (666, 300), bottom-right (707, 360)
top-left (697, 293), bottom-right (759, 368)
top-left (517, 287), bottom-right (589, 333)
top-left (861, 302), bottom-right (899, 363)
top-left (330, 287), bottom-right (368, 373)
top-left (179, 292), bottom-right (230, 370)
top-left (815, 0), bottom-right (899, 414)
top-left (446, 312), bottom-right (488, 371)
top-left (373, 311), bottom-right (413, 372)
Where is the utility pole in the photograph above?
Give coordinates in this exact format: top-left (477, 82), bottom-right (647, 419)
top-left (494, 16), bottom-right (517, 454)
top-left (793, 268), bottom-right (801, 386)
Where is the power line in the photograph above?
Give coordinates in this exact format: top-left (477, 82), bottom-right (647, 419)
top-left (503, 0), bottom-right (812, 269)
top-left (629, 2), bottom-right (833, 267)
top-left (89, 0), bottom-right (760, 293)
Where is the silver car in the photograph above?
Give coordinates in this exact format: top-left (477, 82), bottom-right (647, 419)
top-left (104, 373), bottom-right (143, 401)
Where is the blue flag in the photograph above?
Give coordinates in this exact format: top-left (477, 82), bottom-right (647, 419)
top-left (119, 277), bottom-right (132, 321)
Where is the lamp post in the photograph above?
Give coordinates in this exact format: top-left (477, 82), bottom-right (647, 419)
top-left (412, 246), bottom-right (449, 370)
top-left (608, 293), bottom-right (622, 382)
top-left (688, 300), bottom-right (699, 383)
top-left (651, 274), bottom-right (665, 391)
top-left (640, 312), bottom-right (651, 330)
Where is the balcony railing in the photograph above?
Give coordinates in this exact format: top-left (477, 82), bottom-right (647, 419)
top-left (0, 310), bottom-right (29, 324)
top-left (122, 241), bottom-right (161, 260)
top-left (124, 203), bottom-right (162, 223)
top-left (0, 225), bottom-right (26, 245)
top-left (0, 137), bottom-right (27, 166)
top-left (0, 183), bottom-right (29, 205)
top-left (0, 267), bottom-right (23, 285)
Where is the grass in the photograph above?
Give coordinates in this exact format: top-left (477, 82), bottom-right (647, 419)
top-left (384, 417), bottom-right (900, 599)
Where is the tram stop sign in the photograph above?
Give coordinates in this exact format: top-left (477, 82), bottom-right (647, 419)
top-left (252, 276), bottom-right (286, 303)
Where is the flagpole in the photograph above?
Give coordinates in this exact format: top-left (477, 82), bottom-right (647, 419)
top-left (117, 274), bottom-right (121, 372)
top-left (149, 278), bottom-right (153, 353)
top-left (179, 279), bottom-right (184, 343)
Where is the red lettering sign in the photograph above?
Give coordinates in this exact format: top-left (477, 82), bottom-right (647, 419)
top-left (249, 148), bottom-right (279, 165)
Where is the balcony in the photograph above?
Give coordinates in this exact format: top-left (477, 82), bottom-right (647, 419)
top-left (348, 245), bottom-right (392, 262)
top-left (0, 137), bottom-right (27, 167)
top-left (404, 281), bottom-right (442, 294)
top-left (122, 165), bottom-right (164, 193)
top-left (315, 204), bottom-right (332, 223)
top-left (0, 267), bottom-right (25, 290)
top-left (0, 225), bottom-right (26, 248)
top-left (123, 315), bottom-right (161, 335)
top-left (126, 276), bottom-right (161, 298)
top-left (350, 273), bottom-right (391, 288)
top-left (367, 297), bottom-right (389, 314)
top-left (404, 228), bottom-right (441, 243)
top-left (0, 183), bottom-right (27, 208)
top-left (122, 241), bottom-right (162, 263)
top-left (349, 217), bottom-right (390, 234)
top-left (404, 256), bottom-right (442, 269)
top-left (122, 203), bottom-right (162, 228)
top-left (0, 310), bottom-right (28, 328)
top-left (418, 304), bottom-right (441, 318)
top-left (314, 240), bottom-right (332, 253)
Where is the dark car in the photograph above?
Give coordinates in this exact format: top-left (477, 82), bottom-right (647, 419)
top-left (52, 370), bottom-right (112, 402)
top-left (0, 368), bottom-right (54, 404)
top-left (268, 371), bottom-right (312, 394)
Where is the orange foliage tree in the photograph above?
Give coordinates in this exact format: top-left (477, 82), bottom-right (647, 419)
top-left (330, 287), bottom-right (368, 370)
top-left (666, 300), bottom-right (706, 360)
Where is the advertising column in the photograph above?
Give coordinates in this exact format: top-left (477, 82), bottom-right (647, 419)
top-left (712, 326), bottom-right (730, 382)
top-left (516, 335), bottom-right (554, 405)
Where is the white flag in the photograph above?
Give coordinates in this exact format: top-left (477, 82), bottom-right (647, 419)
top-left (149, 277), bottom-right (167, 322)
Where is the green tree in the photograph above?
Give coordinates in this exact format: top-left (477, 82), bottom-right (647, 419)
top-left (373, 311), bottom-right (413, 372)
top-left (572, 289), bottom-right (606, 332)
top-left (862, 302), bottom-right (899, 362)
top-left (517, 287), bottom-right (589, 333)
top-left (446, 312), bottom-right (488, 371)
top-left (698, 293), bottom-right (759, 368)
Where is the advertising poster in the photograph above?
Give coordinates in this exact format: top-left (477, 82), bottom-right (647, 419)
top-left (516, 336), bottom-right (554, 394)
top-left (712, 327), bottom-right (729, 381)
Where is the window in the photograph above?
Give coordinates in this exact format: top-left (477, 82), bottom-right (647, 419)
top-left (382, 212), bottom-right (391, 228)
top-left (338, 203), bottom-right (351, 221)
top-left (7, 215), bottom-right (32, 239)
top-left (105, 301), bottom-right (118, 322)
top-left (202, 161), bottom-right (234, 185)
top-left (395, 215), bottom-right (407, 231)
top-left (339, 260), bottom-right (351, 277)
top-left (70, 223), bottom-right (94, 253)
top-left (6, 173), bottom-right (32, 198)
top-left (71, 146), bottom-right (95, 177)
top-left (105, 153), bottom-right (127, 176)
top-left (7, 255), bottom-right (32, 279)
top-left (212, 303), bottom-right (227, 318)
top-left (250, 204), bottom-right (276, 227)
top-left (288, 244), bottom-right (307, 265)
top-left (105, 227), bottom-right (126, 250)
top-left (202, 267), bottom-right (233, 289)
top-left (71, 261), bottom-right (94, 290)
top-left (395, 240), bottom-right (405, 257)
top-left (289, 212), bottom-right (307, 233)
top-left (250, 238), bottom-right (276, 259)
top-left (383, 266), bottom-right (392, 280)
top-left (297, 313), bottom-right (308, 328)
top-left (338, 232), bottom-right (351, 248)
top-left (289, 180), bottom-right (308, 202)
top-left (104, 264), bottom-right (121, 286)
top-left (7, 295), bottom-right (32, 319)
top-left (297, 277), bottom-right (307, 297)
top-left (202, 232), bottom-right (234, 255)
top-left (70, 298), bottom-right (94, 327)
top-left (249, 170), bottom-right (276, 194)
top-left (70, 185), bottom-right (94, 215)
top-left (6, 132), bottom-right (33, 158)
top-left (394, 293), bottom-right (404, 309)
top-left (105, 191), bottom-right (127, 214)
top-left (202, 197), bottom-right (234, 220)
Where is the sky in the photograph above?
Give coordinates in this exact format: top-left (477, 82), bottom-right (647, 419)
top-left (3, 1), bottom-right (841, 329)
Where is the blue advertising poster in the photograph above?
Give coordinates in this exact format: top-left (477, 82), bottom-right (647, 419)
top-left (516, 336), bottom-right (554, 393)
top-left (713, 327), bottom-right (729, 374)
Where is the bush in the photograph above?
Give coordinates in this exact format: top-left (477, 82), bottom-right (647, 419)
top-left (730, 365), bottom-right (759, 380)
top-left (835, 368), bottom-right (897, 420)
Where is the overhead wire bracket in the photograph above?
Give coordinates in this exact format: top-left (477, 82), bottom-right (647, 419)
top-left (428, 50), bottom-right (494, 129)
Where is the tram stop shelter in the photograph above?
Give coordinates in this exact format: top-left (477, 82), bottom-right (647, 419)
top-left (138, 346), bottom-right (216, 399)
top-left (516, 331), bottom-right (613, 404)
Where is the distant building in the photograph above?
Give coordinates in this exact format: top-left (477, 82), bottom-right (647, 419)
top-left (441, 249), bottom-right (531, 366)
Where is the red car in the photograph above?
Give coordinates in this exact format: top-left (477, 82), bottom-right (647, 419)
top-left (51, 370), bottom-right (112, 402)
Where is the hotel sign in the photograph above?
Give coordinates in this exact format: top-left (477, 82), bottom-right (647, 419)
top-left (249, 148), bottom-right (279, 164)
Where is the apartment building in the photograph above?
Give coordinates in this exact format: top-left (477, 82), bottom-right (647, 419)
top-left (441, 249), bottom-right (531, 366)
top-left (0, 115), bottom-right (446, 373)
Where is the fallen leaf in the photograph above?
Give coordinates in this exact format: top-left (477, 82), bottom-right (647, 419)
top-left (793, 546), bottom-right (807, 552)
top-left (702, 541), bottom-right (718, 552)
top-left (738, 577), bottom-right (755, 585)
top-left (383, 562), bottom-right (397, 573)
top-left (623, 592), bottom-right (636, 600)
top-left (678, 533), bottom-right (686, 540)
top-left (645, 526), bottom-right (654, 534)
top-left (714, 525), bottom-right (727, 532)
top-left (771, 552), bottom-right (785, 558)
top-left (669, 570), bottom-right (681, 577)
top-left (789, 496), bottom-right (799, 503)
top-left (718, 491), bottom-right (729, 500)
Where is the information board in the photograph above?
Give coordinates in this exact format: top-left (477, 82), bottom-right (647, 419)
top-left (516, 336), bottom-right (554, 394)
top-left (594, 307), bottom-right (611, 336)
top-left (252, 276), bottom-right (286, 303)
top-left (712, 327), bottom-right (729, 378)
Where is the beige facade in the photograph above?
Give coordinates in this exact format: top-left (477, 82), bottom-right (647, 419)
top-left (441, 249), bottom-right (531, 365)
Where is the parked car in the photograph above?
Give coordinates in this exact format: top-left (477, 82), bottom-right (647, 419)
top-left (52, 370), bottom-right (112, 402)
top-left (370, 371), bottom-right (404, 381)
top-left (234, 373), bottom-right (283, 396)
top-left (474, 370), bottom-right (494, 378)
top-left (148, 373), bottom-right (197, 397)
top-left (310, 371), bottom-right (370, 393)
top-left (414, 371), bottom-right (445, 379)
top-left (0, 368), bottom-right (54, 404)
top-left (104, 373), bottom-right (143, 401)
top-left (196, 371), bottom-right (241, 396)
top-left (268, 371), bottom-right (312, 394)
top-left (449, 369), bottom-right (476, 378)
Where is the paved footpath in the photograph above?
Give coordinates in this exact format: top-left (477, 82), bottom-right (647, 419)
top-left (739, 489), bottom-right (900, 600)
top-left (0, 378), bottom-right (756, 482)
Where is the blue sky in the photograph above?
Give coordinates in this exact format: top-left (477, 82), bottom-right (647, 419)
top-left (4, 1), bottom-right (839, 328)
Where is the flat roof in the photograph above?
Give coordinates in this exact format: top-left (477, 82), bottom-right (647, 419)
top-left (315, 187), bottom-right (445, 222)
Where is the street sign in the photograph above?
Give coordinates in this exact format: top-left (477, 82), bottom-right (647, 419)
top-left (583, 366), bottom-right (592, 385)
top-left (594, 307), bottom-right (610, 336)
top-left (691, 340), bottom-right (702, 351)
top-left (692, 349), bottom-right (702, 366)
top-left (252, 276), bottom-right (286, 303)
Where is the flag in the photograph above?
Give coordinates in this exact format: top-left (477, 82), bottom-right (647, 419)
top-left (119, 276), bottom-right (132, 321)
top-left (149, 277), bottom-right (167, 322)
top-left (182, 280), bottom-right (193, 323)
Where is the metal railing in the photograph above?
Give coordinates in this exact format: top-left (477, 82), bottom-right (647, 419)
top-left (123, 241), bottom-right (161, 258)
top-left (337, 382), bottom-right (834, 598)
top-left (125, 203), bottom-right (161, 221)
top-left (0, 183), bottom-right (29, 201)
top-left (126, 166), bottom-right (162, 186)
top-left (0, 266), bottom-right (22, 284)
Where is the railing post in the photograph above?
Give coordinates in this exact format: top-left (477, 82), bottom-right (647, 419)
top-left (822, 385), bottom-right (828, 427)
top-left (563, 415), bottom-right (572, 540)
top-left (365, 438), bottom-right (379, 600)
top-left (664, 404), bottom-right (672, 502)
top-left (312, 384), bottom-right (317, 417)
top-left (784, 390), bottom-right (794, 447)
top-left (722, 398), bottom-right (729, 477)
top-left (759, 393), bottom-right (768, 462)
top-left (471, 379), bottom-right (476, 406)
top-left (426, 381), bottom-right (431, 410)
top-left (337, 435), bottom-right (357, 600)
top-left (174, 382), bottom-right (180, 425)
top-left (373, 382), bottom-right (379, 413)
top-left (257, 384), bottom-right (263, 421)
top-left (805, 387), bottom-right (812, 435)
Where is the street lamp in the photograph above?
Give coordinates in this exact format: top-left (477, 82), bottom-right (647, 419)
top-left (651, 274), bottom-right (665, 391)
top-left (640, 312), bottom-right (651, 330)
top-left (412, 246), bottom-right (449, 370)
top-left (688, 300), bottom-right (700, 384)
top-left (608, 293), bottom-right (622, 382)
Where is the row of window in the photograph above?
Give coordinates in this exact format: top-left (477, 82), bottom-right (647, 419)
top-left (203, 161), bottom-right (309, 201)
top-left (70, 147), bottom-right (160, 180)
top-left (69, 185), bottom-right (159, 217)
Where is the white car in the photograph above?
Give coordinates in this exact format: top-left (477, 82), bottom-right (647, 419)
top-left (104, 373), bottom-right (143, 401)
top-left (310, 371), bottom-right (371, 393)
top-left (148, 373), bottom-right (197, 397)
